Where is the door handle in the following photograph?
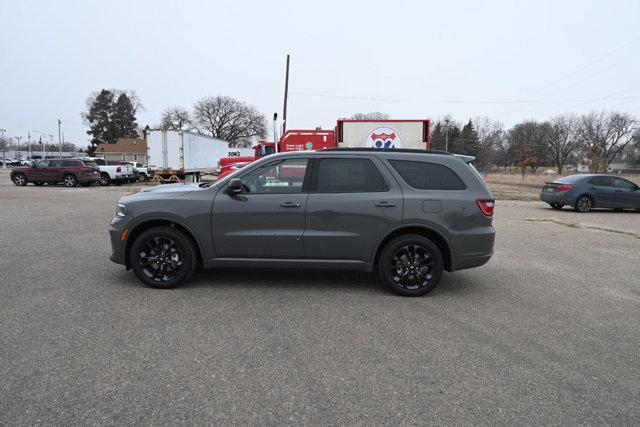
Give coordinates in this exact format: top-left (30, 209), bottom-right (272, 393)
top-left (280, 201), bottom-right (301, 208)
top-left (375, 201), bottom-right (397, 207)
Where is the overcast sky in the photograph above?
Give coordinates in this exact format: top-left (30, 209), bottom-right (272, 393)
top-left (1, 0), bottom-right (639, 147)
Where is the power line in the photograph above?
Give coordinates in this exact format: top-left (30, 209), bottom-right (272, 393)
top-left (289, 91), bottom-right (640, 105)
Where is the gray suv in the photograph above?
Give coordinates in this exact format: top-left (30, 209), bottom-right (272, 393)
top-left (109, 149), bottom-right (495, 296)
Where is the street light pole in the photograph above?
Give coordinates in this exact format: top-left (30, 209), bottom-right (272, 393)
top-left (58, 119), bottom-right (62, 158)
top-left (33, 130), bottom-right (46, 160)
top-left (0, 128), bottom-right (6, 169)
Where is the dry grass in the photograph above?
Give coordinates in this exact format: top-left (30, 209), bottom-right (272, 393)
top-left (483, 171), bottom-right (640, 190)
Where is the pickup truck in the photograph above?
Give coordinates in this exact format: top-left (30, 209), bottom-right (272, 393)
top-left (83, 157), bottom-right (135, 186)
top-left (127, 162), bottom-right (149, 182)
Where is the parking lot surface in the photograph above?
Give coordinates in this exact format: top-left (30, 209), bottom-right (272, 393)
top-left (1, 173), bottom-right (639, 424)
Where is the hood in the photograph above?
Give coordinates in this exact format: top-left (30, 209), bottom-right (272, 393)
top-left (120, 182), bottom-right (211, 203)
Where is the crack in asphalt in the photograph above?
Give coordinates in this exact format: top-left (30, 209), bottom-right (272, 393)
top-left (523, 217), bottom-right (640, 239)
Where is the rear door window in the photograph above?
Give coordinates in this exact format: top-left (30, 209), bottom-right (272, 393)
top-left (589, 177), bottom-right (612, 186)
top-left (61, 160), bottom-right (78, 167)
top-left (316, 158), bottom-right (388, 193)
top-left (389, 160), bottom-right (466, 190)
top-left (48, 160), bottom-right (63, 167)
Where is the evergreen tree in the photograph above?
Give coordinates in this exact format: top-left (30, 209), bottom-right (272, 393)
top-left (113, 93), bottom-right (139, 138)
top-left (85, 89), bottom-right (116, 149)
top-left (84, 89), bottom-right (142, 154)
top-left (456, 119), bottom-right (479, 155)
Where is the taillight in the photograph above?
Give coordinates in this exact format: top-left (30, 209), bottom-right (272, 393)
top-left (476, 199), bottom-right (495, 217)
top-left (116, 166), bottom-right (121, 173)
top-left (558, 184), bottom-right (573, 192)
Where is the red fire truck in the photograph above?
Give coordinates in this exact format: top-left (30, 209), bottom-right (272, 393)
top-left (217, 119), bottom-right (431, 179)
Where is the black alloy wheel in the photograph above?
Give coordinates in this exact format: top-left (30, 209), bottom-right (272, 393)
top-left (379, 234), bottom-right (444, 296)
top-left (130, 227), bottom-right (198, 288)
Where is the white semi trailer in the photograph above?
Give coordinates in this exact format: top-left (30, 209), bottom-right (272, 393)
top-left (146, 130), bottom-right (230, 181)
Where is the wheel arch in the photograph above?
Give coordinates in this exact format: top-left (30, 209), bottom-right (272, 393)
top-left (124, 218), bottom-right (203, 269)
top-left (373, 224), bottom-right (453, 272)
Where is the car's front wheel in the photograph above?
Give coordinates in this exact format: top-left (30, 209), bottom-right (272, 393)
top-left (574, 195), bottom-right (593, 213)
top-left (12, 173), bottom-right (27, 186)
top-left (378, 234), bottom-right (444, 296)
top-left (138, 173), bottom-right (147, 182)
top-left (130, 227), bottom-right (198, 288)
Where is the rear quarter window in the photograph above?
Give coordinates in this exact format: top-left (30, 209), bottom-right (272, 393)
top-left (388, 160), bottom-right (466, 190)
top-left (61, 160), bottom-right (79, 167)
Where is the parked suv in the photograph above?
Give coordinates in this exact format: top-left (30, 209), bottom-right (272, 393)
top-left (109, 149), bottom-right (495, 296)
top-left (10, 158), bottom-right (100, 187)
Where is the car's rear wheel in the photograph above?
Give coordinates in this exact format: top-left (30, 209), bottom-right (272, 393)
top-left (378, 234), bottom-right (444, 297)
top-left (130, 227), bottom-right (198, 289)
top-left (98, 173), bottom-right (110, 186)
top-left (12, 173), bottom-right (27, 186)
top-left (138, 173), bottom-right (147, 182)
top-left (574, 195), bottom-right (593, 213)
top-left (550, 203), bottom-right (563, 210)
top-left (63, 174), bottom-right (77, 187)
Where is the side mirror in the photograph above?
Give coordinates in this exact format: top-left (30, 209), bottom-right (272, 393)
top-left (227, 178), bottom-right (245, 195)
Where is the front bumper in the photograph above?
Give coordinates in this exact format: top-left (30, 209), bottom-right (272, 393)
top-left (109, 216), bottom-right (127, 266)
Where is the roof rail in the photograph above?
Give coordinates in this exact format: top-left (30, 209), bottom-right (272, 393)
top-left (322, 148), bottom-right (453, 155)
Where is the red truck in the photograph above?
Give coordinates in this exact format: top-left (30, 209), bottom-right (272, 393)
top-left (217, 119), bottom-right (430, 179)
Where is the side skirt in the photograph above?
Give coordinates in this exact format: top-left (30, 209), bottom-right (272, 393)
top-left (202, 258), bottom-right (373, 272)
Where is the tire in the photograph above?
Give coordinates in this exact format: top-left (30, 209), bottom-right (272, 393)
top-left (138, 173), bottom-right (147, 182)
top-left (130, 227), bottom-right (198, 289)
top-left (63, 174), bottom-right (78, 187)
top-left (12, 173), bottom-right (27, 186)
top-left (98, 173), bottom-right (110, 186)
top-left (574, 195), bottom-right (593, 213)
top-left (550, 203), bottom-right (563, 210)
top-left (378, 234), bottom-right (444, 297)
top-left (34, 182), bottom-right (44, 186)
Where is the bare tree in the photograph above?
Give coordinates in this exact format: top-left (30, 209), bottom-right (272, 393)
top-left (349, 112), bottom-right (390, 120)
top-left (474, 117), bottom-right (505, 168)
top-left (577, 111), bottom-right (637, 172)
top-left (507, 120), bottom-right (548, 177)
top-left (543, 114), bottom-right (580, 174)
top-left (193, 96), bottom-right (267, 147)
top-left (160, 106), bottom-right (192, 131)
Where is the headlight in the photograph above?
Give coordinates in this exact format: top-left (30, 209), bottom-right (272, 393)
top-left (116, 203), bottom-right (127, 217)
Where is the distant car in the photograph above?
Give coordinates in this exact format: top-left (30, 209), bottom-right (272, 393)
top-left (540, 174), bottom-right (640, 212)
top-left (1, 158), bottom-right (20, 166)
top-left (10, 158), bottom-right (100, 187)
top-left (127, 161), bottom-right (149, 182)
top-left (83, 157), bottom-right (135, 186)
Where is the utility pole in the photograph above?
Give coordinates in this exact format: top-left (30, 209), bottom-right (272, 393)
top-left (48, 134), bottom-right (54, 159)
top-left (444, 118), bottom-right (450, 152)
top-left (272, 113), bottom-right (279, 154)
top-left (58, 119), bottom-right (62, 158)
top-left (28, 132), bottom-right (32, 160)
top-left (282, 54), bottom-right (290, 134)
top-left (0, 128), bottom-right (6, 169)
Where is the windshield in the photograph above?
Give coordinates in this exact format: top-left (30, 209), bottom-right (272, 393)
top-left (82, 160), bottom-right (98, 168)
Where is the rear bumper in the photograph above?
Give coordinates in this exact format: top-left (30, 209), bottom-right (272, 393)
top-left (540, 192), bottom-right (574, 205)
top-left (450, 226), bottom-right (495, 272)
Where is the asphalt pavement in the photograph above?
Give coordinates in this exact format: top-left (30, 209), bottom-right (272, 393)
top-left (1, 172), bottom-right (639, 424)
